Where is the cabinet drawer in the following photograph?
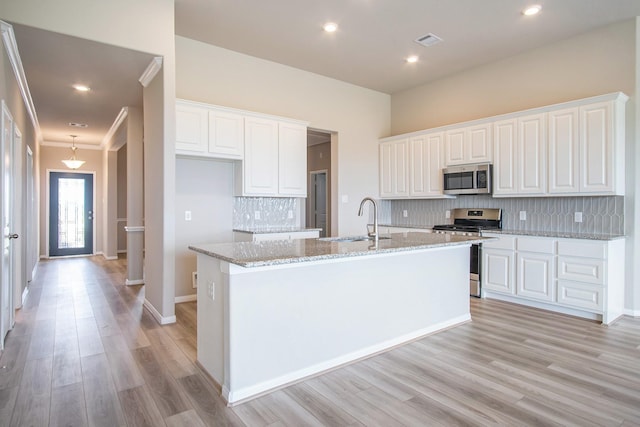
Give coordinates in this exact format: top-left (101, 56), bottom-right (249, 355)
top-left (517, 237), bottom-right (555, 254)
top-left (557, 256), bottom-right (604, 285)
top-left (557, 280), bottom-right (603, 312)
top-left (482, 234), bottom-right (515, 250)
top-left (557, 240), bottom-right (606, 259)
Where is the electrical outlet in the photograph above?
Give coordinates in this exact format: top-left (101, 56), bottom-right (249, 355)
top-left (341, 195), bottom-right (349, 203)
top-left (254, 211), bottom-right (261, 220)
top-left (519, 211), bottom-right (527, 221)
top-left (185, 210), bottom-right (192, 221)
top-left (403, 210), bottom-right (408, 218)
top-left (445, 210), bottom-right (451, 219)
top-left (208, 281), bottom-right (215, 300)
top-left (575, 212), bottom-right (583, 223)
top-left (191, 272), bottom-right (197, 288)
top-left (287, 210), bottom-right (294, 219)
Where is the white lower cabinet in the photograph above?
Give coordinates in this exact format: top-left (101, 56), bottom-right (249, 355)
top-left (482, 233), bottom-right (625, 324)
top-left (516, 251), bottom-right (554, 302)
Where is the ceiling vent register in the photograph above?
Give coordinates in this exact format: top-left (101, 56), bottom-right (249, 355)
top-left (414, 33), bottom-right (443, 47)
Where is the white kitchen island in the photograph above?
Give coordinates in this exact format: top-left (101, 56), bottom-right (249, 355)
top-left (189, 232), bottom-right (488, 405)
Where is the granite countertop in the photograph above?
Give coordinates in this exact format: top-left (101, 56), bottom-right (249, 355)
top-left (233, 227), bottom-right (323, 234)
top-left (482, 229), bottom-right (625, 241)
top-left (189, 232), bottom-right (492, 267)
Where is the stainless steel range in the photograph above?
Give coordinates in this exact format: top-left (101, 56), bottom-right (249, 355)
top-left (432, 208), bottom-right (502, 297)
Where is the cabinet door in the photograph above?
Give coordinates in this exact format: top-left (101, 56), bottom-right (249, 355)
top-left (467, 124), bottom-right (492, 163)
top-left (176, 103), bottom-right (208, 153)
top-left (208, 110), bottom-right (244, 158)
top-left (410, 133), bottom-right (444, 197)
top-left (580, 101), bottom-right (614, 193)
top-left (379, 139), bottom-right (409, 198)
top-left (244, 117), bottom-right (279, 195)
top-left (278, 122), bottom-right (307, 196)
top-left (517, 252), bottom-right (554, 302)
top-left (482, 249), bottom-right (515, 294)
top-left (548, 108), bottom-right (579, 194)
top-left (517, 114), bottom-right (546, 194)
top-left (444, 129), bottom-right (465, 165)
top-left (493, 119), bottom-right (517, 195)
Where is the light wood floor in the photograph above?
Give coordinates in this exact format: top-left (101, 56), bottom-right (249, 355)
top-left (1, 256), bottom-right (639, 426)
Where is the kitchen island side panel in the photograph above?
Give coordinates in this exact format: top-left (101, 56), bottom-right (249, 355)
top-left (211, 245), bottom-right (470, 403)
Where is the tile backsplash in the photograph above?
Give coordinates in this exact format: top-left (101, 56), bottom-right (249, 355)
top-left (233, 197), bottom-right (298, 230)
top-left (380, 195), bottom-right (624, 235)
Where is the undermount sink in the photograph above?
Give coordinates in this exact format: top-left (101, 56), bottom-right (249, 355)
top-left (319, 236), bottom-right (391, 243)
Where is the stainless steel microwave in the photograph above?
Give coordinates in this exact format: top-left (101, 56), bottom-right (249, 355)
top-left (443, 163), bottom-right (492, 195)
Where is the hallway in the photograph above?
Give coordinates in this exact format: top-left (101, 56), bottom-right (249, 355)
top-left (0, 256), bottom-right (241, 426)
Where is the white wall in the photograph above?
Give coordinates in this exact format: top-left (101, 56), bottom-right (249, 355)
top-left (390, 19), bottom-right (639, 314)
top-left (175, 157), bottom-right (234, 298)
top-left (175, 36), bottom-right (391, 237)
top-left (391, 19), bottom-right (636, 134)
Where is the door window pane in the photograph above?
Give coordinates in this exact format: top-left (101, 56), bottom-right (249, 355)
top-left (57, 178), bottom-right (85, 249)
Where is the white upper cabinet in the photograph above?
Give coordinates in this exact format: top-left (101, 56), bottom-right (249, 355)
top-left (208, 109), bottom-right (244, 159)
top-left (176, 99), bottom-right (244, 159)
top-left (493, 113), bottom-right (546, 196)
top-left (580, 101), bottom-right (616, 194)
top-left (548, 96), bottom-right (626, 196)
top-left (237, 117), bottom-right (308, 197)
top-left (379, 138), bottom-right (409, 198)
top-left (445, 123), bottom-right (492, 166)
top-left (278, 121), bottom-right (308, 196)
top-left (176, 102), bottom-right (208, 153)
top-left (242, 117), bottom-right (279, 196)
top-left (409, 132), bottom-right (445, 197)
top-left (548, 107), bottom-right (580, 194)
top-left (380, 131), bottom-right (448, 199)
top-left (517, 113), bottom-right (546, 194)
top-left (176, 99), bottom-right (308, 198)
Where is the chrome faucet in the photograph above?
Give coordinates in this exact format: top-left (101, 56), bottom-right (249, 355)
top-left (358, 197), bottom-right (378, 241)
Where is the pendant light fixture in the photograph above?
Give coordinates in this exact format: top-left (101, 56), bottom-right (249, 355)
top-left (61, 135), bottom-right (85, 169)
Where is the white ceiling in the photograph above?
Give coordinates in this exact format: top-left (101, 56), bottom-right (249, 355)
top-left (175, 0), bottom-right (640, 94)
top-left (6, 1), bottom-right (640, 148)
top-left (10, 23), bottom-right (155, 147)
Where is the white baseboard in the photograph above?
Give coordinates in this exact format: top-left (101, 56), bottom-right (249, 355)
top-left (21, 286), bottom-right (29, 306)
top-left (175, 294), bottom-right (197, 303)
top-left (117, 249), bottom-right (126, 254)
top-left (143, 299), bottom-right (176, 325)
top-left (624, 308), bottom-right (640, 317)
top-left (102, 254), bottom-right (118, 260)
top-left (125, 279), bottom-right (144, 286)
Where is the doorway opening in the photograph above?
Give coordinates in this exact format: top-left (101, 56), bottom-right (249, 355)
top-left (48, 171), bottom-right (94, 257)
top-left (306, 129), bottom-right (332, 237)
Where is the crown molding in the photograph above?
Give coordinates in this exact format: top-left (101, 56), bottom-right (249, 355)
top-left (139, 57), bottom-right (163, 88)
top-left (41, 140), bottom-right (103, 150)
top-left (101, 107), bottom-right (129, 150)
top-left (0, 20), bottom-right (42, 143)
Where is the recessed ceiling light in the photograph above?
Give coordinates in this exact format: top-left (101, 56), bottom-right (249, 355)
top-left (406, 55), bottom-right (419, 64)
top-left (522, 5), bottom-right (541, 16)
top-left (323, 22), bottom-right (338, 33)
top-left (73, 84), bottom-right (91, 92)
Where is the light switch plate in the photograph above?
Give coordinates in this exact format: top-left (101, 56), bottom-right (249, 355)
top-left (185, 210), bottom-right (192, 221)
top-left (341, 195), bottom-right (349, 203)
top-left (445, 210), bottom-right (451, 219)
top-left (519, 211), bottom-right (527, 221)
top-left (403, 210), bottom-right (408, 218)
top-left (254, 211), bottom-right (261, 220)
top-left (575, 212), bottom-right (583, 223)
top-left (287, 210), bottom-right (294, 219)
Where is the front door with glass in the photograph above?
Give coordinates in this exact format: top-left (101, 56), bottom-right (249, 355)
top-left (49, 172), bottom-right (94, 256)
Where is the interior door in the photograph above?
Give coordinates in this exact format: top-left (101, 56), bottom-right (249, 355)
top-left (49, 172), bottom-right (94, 256)
top-left (309, 171), bottom-right (327, 237)
top-left (1, 102), bottom-right (15, 345)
